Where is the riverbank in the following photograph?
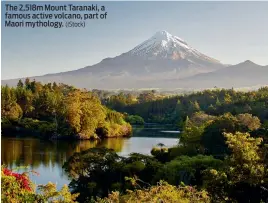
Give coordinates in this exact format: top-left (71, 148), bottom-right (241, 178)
top-left (1, 117), bottom-right (132, 140)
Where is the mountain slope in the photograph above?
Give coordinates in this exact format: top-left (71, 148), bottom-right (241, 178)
top-left (162, 60), bottom-right (268, 89)
top-left (2, 31), bottom-right (226, 89)
top-left (3, 32), bottom-right (267, 90)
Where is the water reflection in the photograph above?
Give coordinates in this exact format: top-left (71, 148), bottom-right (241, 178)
top-left (2, 138), bottom-right (95, 169)
top-left (1, 125), bottom-right (179, 188)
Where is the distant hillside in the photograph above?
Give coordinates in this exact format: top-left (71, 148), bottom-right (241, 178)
top-left (164, 60), bottom-right (268, 89)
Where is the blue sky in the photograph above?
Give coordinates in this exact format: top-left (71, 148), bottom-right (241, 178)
top-left (2, 1), bottom-right (268, 80)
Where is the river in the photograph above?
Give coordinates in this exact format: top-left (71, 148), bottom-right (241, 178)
top-left (1, 125), bottom-right (179, 189)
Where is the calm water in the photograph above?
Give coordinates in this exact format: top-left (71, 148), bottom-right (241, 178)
top-left (1, 125), bottom-right (179, 189)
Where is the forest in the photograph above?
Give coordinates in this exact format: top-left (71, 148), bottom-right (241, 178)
top-left (1, 80), bottom-right (268, 202)
top-left (1, 79), bottom-right (132, 140)
top-left (103, 87), bottom-right (268, 125)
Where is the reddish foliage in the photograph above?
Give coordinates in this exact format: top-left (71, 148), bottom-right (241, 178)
top-left (2, 168), bottom-right (32, 191)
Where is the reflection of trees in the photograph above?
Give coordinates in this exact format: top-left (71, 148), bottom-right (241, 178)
top-left (74, 141), bottom-right (98, 153)
top-left (1, 138), bottom-right (38, 168)
top-left (1, 125), bottom-right (176, 170)
top-left (1, 137), bottom-right (127, 169)
top-left (97, 138), bottom-right (125, 152)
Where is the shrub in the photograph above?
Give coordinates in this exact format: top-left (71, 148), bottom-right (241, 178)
top-left (1, 166), bottom-right (78, 203)
top-left (1, 166), bottom-right (35, 202)
top-left (125, 115), bottom-right (145, 125)
top-left (97, 181), bottom-right (210, 203)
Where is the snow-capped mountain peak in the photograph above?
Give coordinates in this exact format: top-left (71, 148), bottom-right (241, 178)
top-left (150, 30), bottom-right (189, 48)
top-left (129, 31), bottom-right (220, 64)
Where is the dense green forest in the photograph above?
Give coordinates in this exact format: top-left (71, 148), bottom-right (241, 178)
top-left (1, 79), bottom-right (132, 140)
top-left (103, 87), bottom-right (268, 126)
top-left (2, 81), bottom-right (268, 202)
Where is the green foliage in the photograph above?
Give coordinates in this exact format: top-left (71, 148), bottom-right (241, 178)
top-left (155, 155), bottom-right (222, 186)
top-left (105, 110), bottom-right (125, 124)
top-left (201, 113), bottom-right (261, 157)
top-left (201, 113), bottom-right (241, 156)
top-left (204, 132), bottom-right (267, 202)
top-left (224, 132), bottom-right (265, 185)
top-left (1, 80), bottom-right (132, 140)
top-left (187, 100), bottom-right (201, 115)
top-left (18, 118), bottom-right (56, 135)
top-left (64, 90), bottom-right (106, 139)
top-left (63, 148), bottom-right (162, 202)
top-left (96, 109), bottom-right (132, 138)
top-left (36, 182), bottom-right (79, 203)
top-left (1, 85), bottom-right (23, 120)
top-left (97, 181), bottom-right (210, 203)
top-left (180, 113), bottom-right (214, 144)
top-left (179, 112), bottom-right (261, 158)
top-left (168, 144), bottom-right (200, 158)
top-left (104, 88), bottom-right (268, 125)
top-left (63, 148), bottom-right (121, 202)
top-left (106, 92), bottom-right (178, 124)
top-left (125, 115), bottom-right (145, 125)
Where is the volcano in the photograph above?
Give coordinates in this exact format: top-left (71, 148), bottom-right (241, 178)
top-left (3, 31), bottom-right (267, 90)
